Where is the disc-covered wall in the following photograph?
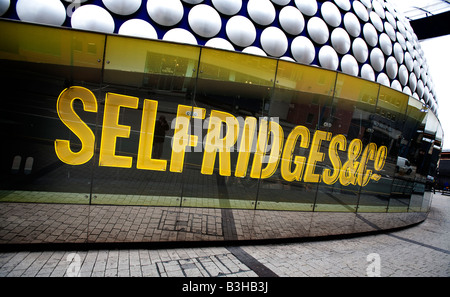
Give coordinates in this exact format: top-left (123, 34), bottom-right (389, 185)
top-left (0, 0), bottom-right (438, 113)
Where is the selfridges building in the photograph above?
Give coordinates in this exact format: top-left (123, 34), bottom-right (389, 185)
top-left (0, 0), bottom-right (444, 245)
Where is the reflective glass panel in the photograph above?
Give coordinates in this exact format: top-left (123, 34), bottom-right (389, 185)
top-left (422, 112), bottom-right (441, 178)
top-left (181, 48), bottom-right (277, 209)
top-left (0, 20), bottom-right (105, 205)
top-left (315, 73), bottom-right (379, 212)
top-left (374, 86), bottom-right (411, 212)
top-left (256, 61), bottom-right (337, 211)
top-left (418, 111), bottom-right (441, 212)
top-left (403, 97), bottom-right (428, 212)
top-left (0, 20), bottom-right (104, 82)
top-left (104, 36), bottom-right (200, 92)
top-left (91, 36), bottom-right (200, 206)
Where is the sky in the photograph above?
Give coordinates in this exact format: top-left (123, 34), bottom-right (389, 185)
top-left (420, 34), bottom-right (450, 151)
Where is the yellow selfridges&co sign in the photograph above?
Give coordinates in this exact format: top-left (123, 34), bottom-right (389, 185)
top-left (55, 86), bottom-right (387, 187)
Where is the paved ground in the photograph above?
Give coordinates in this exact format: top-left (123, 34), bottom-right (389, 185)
top-left (0, 193), bottom-right (449, 278)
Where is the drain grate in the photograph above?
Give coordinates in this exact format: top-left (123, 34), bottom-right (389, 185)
top-left (157, 210), bottom-right (223, 236)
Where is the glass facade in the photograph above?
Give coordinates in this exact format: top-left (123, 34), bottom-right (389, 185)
top-left (0, 20), bottom-right (442, 244)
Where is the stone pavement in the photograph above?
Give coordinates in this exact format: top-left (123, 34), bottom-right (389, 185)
top-left (0, 193), bottom-right (449, 278)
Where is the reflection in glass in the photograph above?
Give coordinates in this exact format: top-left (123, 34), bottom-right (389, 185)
top-left (182, 48), bottom-right (277, 209)
top-left (315, 74), bottom-right (380, 212)
top-left (373, 86), bottom-right (410, 212)
top-left (0, 20), bottom-right (441, 216)
top-left (90, 88), bottom-right (188, 207)
top-left (92, 36), bottom-right (202, 207)
top-left (0, 69), bottom-right (97, 205)
top-left (0, 20), bottom-right (444, 245)
top-left (0, 20), bottom-right (105, 82)
top-left (257, 61), bottom-right (337, 211)
top-left (0, 21), bottom-right (105, 206)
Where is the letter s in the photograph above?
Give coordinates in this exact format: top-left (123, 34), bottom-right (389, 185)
top-left (55, 86), bottom-right (97, 165)
top-left (322, 134), bottom-right (346, 185)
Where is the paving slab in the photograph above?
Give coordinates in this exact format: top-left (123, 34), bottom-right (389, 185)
top-left (0, 193), bottom-right (449, 278)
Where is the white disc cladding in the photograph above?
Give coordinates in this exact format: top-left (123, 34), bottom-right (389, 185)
top-left (5, 0), bottom-right (437, 110)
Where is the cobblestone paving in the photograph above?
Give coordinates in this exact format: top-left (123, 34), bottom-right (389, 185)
top-left (0, 193), bottom-right (449, 277)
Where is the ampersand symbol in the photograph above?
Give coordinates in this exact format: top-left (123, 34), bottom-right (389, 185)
top-left (340, 139), bottom-right (362, 186)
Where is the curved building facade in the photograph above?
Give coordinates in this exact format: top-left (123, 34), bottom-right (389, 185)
top-left (0, 0), bottom-right (444, 245)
